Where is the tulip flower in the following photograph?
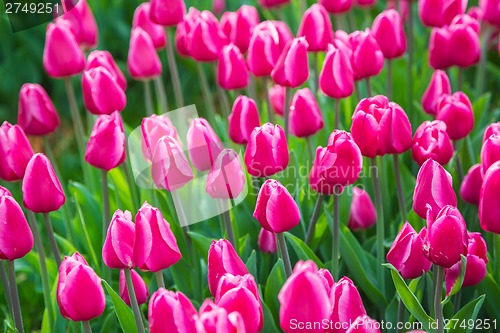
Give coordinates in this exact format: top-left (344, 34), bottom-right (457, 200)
top-left (319, 0), bottom-right (352, 14)
top-left (429, 27), bottom-right (453, 70)
top-left (195, 300), bottom-right (246, 332)
top-left (43, 22), bottom-right (86, 78)
top-left (102, 210), bottom-right (135, 269)
top-left (119, 269), bottom-right (149, 306)
top-left (134, 202), bottom-right (182, 272)
top-left (258, 228), bottom-right (277, 253)
top-left (18, 83), bottom-right (60, 136)
top-left (372, 9), bottom-right (406, 59)
top-left (297, 4), bottom-right (333, 52)
top-left (448, 15), bottom-right (480, 68)
top-left (206, 149), bottom-right (246, 199)
top-left (348, 29), bottom-right (384, 81)
top-left (141, 114), bottom-right (179, 161)
top-left (85, 111), bottom-right (126, 171)
top-left (247, 21), bottom-right (282, 77)
top-left (423, 205), bottom-right (468, 268)
top-left (229, 96), bottom-right (260, 144)
top-left (208, 239), bottom-right (249, 295)
top-left (149, 289), bottom-right (198, 333)
top-left (221, 5), bottom-right (259, 53)
top-left (412, 121), bottom-right (454, 166)
top-left (244, 123), bottom-right (289, 177)
top-left (479, 161), bottom-right (500, 233)
top-left (188, 10), bottom-right (228, 62)
top-left (127, 27), bottom-right (162, 80)
top-left (330, 277), bottom-right (367, 333)
top-left (460, 164), bottom-right (483, 205)
top-left (422, 70), bottom-right (451, 115)
top-left (0, 195), bottom-right (33, 260)
top-left (289, 88), bottom-right (324, 138)
top-left (82, 67), bottom-right (126, 115)
top-left (271, 37), bottom-right (309, 87)
top-left (348, 187), bottom-right (376, 231)
top-left (0, 186), bottom-right (12, 197)
top-left (0, 122), bottom-right (34, 182)
top-left (481, 134), bottom-right (500, 174)
top-left (346, 315), bottom-right (382, 333)
top-left (57, 0), bottom-right (98, 49)
top-left (213, 0), bottom-right (225, 14)
top-left (175, 8), bottom-right (201, 57)
top-left (133, 2), bottom-right (166, 49)
top-left (320, 44), bottom-right (354, 99)
top-left (418, 0), bottom-right (466, 27)
top-left (22, 153), bottom-right (65, 213)
top-left (386, 222), bottom-right (432, 279)
top-left (149, 0), bottom-right (186, 27)
top-left (482, 122), bottom-right (500, 143)
top-left (217, 44), bottom-right (249, 90)
top-left (292, 260), bottom-right (334, 296)
top-left (258, 0), bottom-right (290, 8)
top-left (87, 50), bottom-right (127, 90)
top-left (269, 85), bottom-right (286, 116)
top-left (436, 92), bottom-right (474, 140)
top-left (480, 0), bottom-right (500, 27)
top-left (57, 253), bottom-right (105, 322)
top-left (412, 158), bottom-right (457, 219)
top-left (187, 118), bottom-right (224, 171)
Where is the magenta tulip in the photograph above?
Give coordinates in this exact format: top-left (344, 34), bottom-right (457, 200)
top-left (448, 15), bottom-right (480, 68)
top-left (0, 195), bottom-right (33, 260)
top-left (429, 27), bottom-right (453, 70)
top-left (271, 37), bottom-right (309, 88)
top-left (418, 0), bottom-right (466, 27)
top-left (195, 300), bottom-right (245, 332)
top-left (348, 187), bottom-right (377, 231)
top-left (175, 8), bottom-right (201, 57)
top-left (119, 269), bottom-right (149, 306)
top-left (289, 88), bottom-right (324, 138)
top-left (187, 118), bottom-right (223, 171)
top-left (297, 4), bottom-right (333, 52)
top-left (127, 27), bottom-right (162, 80)
top-left (206, 149), bottom-right (246, 199)
top-left (0, 186), bottom-right (12, 197)
top-left (292, 260), bottom-right (334, 295)
top-left (188, 11), bottom-right (228, 62)
top-left (460, 164), bottom-right (483, 205)
top-left (149, 0), bottom-right (186, 27)
top-left (222, 5), bottom-right (259, 53)
top-left (228, 96), bottom-right (260, 144)
top-left (82, 67), bottom-right (126, 115)
top-left (412, 120), bottom-right (454, 166)
top-left (319, 0), bottom-right (353, 14)
top-left (269, 85), bottom-right (286, 116)
top-left (141, 114), bottom-right (179, 161)
top-left (348, 29), bottom-right (384, 80)
top-left (213, 0), bottom-right (225, 14)
top-left (422, 70), bottom-right (451, 115)
top-left (482, 122), bottom-right (500, 143)
top-left (102, 210), bottom-right (135, 269)
top-left (479, 161), bottom-right (500, 233)
top-left (247, 22), bottom-right (282, 77)
top-left (372, 9), bottom-right (406, 59)
top-left (481, 134), bottom-right (500, 175)
top-left (480, 0), bottom-right (500, 27)
top-left (87, 50), bottom-right (127, 90)
top-left (258, 228), bottom-right (277, 254)
top-left (217, 44), bottom-right (249, 90)
top-left (436, 92), bottom-right (474, 140)
top-left (0, 122), bottom-right (34, 182)
top-left (320, 44), bottom-right (354, 99)
top-left (149, 289), bottom-right (197, 333)
top-left (18, 83), bottom-right (60, 136)
top-left (133, 2), bottom-right (166, 49)
top-left (57, 0), bottom-right (98, 49)
top-left (330, 277), bottom-right (367, 333)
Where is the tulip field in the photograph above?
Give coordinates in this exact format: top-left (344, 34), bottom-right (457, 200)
top-left (2, 0), bottom-right (500, 332)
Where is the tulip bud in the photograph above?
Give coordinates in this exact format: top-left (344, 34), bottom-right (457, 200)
top-left (82, 67), bottom-right (127, 115)
top-left (482, 122), bottom-right (500, 143)
top-left (422, 70), bottom-right (451, 115)
top-left (269, 85), bottom-right (286, 116)
top-left (254, 179), bottom-right (301, 233)
top-left (346, 315), bottom-right (382, 333)
top-left (320, 45), bottom-right (354, 99)
top-left (222, 5), bottom-right (259, 53)
top-left (141, 114), bottom-right (179, 161)
top-left (448, 15), bottom-right (480, 68)
top-left (348, 187), bottom-right (376, 231)
top-left (149, 289), bottom-right (197, 333)
top-left (429, 26), bottom-right (454, 70)
top-left (479, 160), bottom-right (500, 234)
top-left (58, 0), bottom-right (98, 49)
top-left (258, 0), bottom-right (290, 8)
top-left (18, 83), bottom-right (60, 136)
top-left (43, 22), bottom-right (86, 78)
top-left (387, 222), bottom-right (432, 279)
top-left (272, 20), bottom-right (294, 50)
top-left (87, 50), bottom-right (127, 90)
top-left (134, 202), bottom-right (182, 272)
top-left (372, 9), bottom-right (406, 59)
top-left (349, 29), bottom-right (384, 80)
top-left (258, 228), bottom-right (277, 253)
top-left (127, 28), bottom-right (162, 80)
top-left (175, 8), bottom-right (201, 57)
top-left (119, 269), bottom-right (149, 306)
top-left (206, 149), bottom-right (246, 199)
top-left (188, 11), bottom-right (228, 62)
top-left (22, 153), bottom-right (65, 213)
top-left (0, 122), bottom-right (34, 182)
top-left (102, 210), bottom-right (135, 269)
top-left (481, 134), bottom-right (500, 174)
top-left (152, 136), bottom-right (193, 191)
top-left (217, 44), bottom-right (249, 90)
top-left (187, 118), bottom-right (224, 171)
top-left (195, 300), bottom-right (245, 332)
top-left (289, 88), bottom-right (324, 138)
top-left (435, 92), bottom-right (474, 140)
top-left (418, 0), bottom-right (466, 27)
top-left (244, 123), bottom-right (289, 177)
top-left (229, 96), bottom-right (260, 145)
top-left (208, 239), bottom-right (249, 295)
top-left (0, 195), bottom-right (33, 261)
top-left (480, 0), bottom-right (500, 27)
top-left (292, 260), bottom-right (334, 296)
top-left (57, 252), bottom-right (105, 321)
top-left (85, 111), bottom-right (126, 171)
top-left (459, 164), bottom-right (483, 205)
top-left (271, 37), bottom-right (309, 87)
top-left (412, 158), bottom-right (457, 219)
top-left (297, 4), bottom-right (333, 52)
top-left (330, 277), bottom-right (367, 333)
top-left (0, 186), bottom-right (12, 197)
top-left (133, 2), bottom-right (166, 49)
top-left (319, 0), bottom-right (353, 14)
top-left (149, 0), bottom-right (186, 27)
top-left (412, 121), bottom-right (454, 166)
top-left (247, 21), bottom-right (281, 77)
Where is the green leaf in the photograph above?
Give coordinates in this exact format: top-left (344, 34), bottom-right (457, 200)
top-left (188, 231), bottom-right (213, 258)
top-left (245, 250), bottom-right (258, 282)
top-left (442, 255), bottom-right (467, 306)
top-left (446, 295), bottom-right (485, 333)
top-left (261, 300), bottom-right (280, 333)
top-left (284, 232), bottom-right (324, 268)
top-left (102, 280), bottom-right (138, 333)
top-left (265, 259), bottom-right (286, 325)
top-left (477, 273), bottom-right (500, 321)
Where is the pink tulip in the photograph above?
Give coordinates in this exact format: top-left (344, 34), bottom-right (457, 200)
top-left (57, 253), bottom-right (105, 321)
top-left (102, 210), bottom-right (135, 269)
top-left (346, 315), bottom-right (382, 333)
top-left (119, 269), bottom-right (149, 306)
top-left (213, 0), bottom-right (226, 14)
top-left (412, 121), bottom-right (454, 166)
top-left (319, 0), bottom-right (353, 14)
top-left (422, 70), bottom-right (451, 115)
top-left (330, 277), bottom-right (367, 333)
top-left (292, 260), bottom-right (334, 296)
top-left (134, 202), bottom-right (182, 272)
top-left (222, 5), bottom-right (259, 53)
top-left (208, 239), bottom-right (249, 295)
top-left (206, 149), bottom-right (246, 199)
top-left (436, 92), bottom-right (474, 140)
top-left (85, 111), bottom-right (126, 171)
top-left (258, 228), bottom-right (277, 253)
top-left (229, 96), bottom-right (260, 144)
top-left (418, 0), bottom-right (467, 27)
top-left (320, 44), bottom-right (354, 99)
top-left (480, 0), bottom-right (500, 27)
top-left (244, 123), bottom-right (289, 177)
top-left (215, 273), bottom-right (260, 303)
top-left (43, 22), bottom-right (86, 78)
top-left (272, 20), bottom-right (294, 50)
top-left (141, 114), bottom-right (179, 161)
top-left (87, 50), bottom-right (127, 90)
top-left (22, 153), bottom-right (65, 213)
top-left (271, 37), bottom-right (310, 88)
top-left (460, 164), bottom-right (483, 205)
top-left (387, 222), bottom-right (432, 279)
top-left (247, 22), bottom-right (282, 77)
top-left (217, 44), bottom-right (249, 90)
top-left (0, 122), bottom-right (34, 182)
top-left (348, 29), bottom-right (384, 80)
top-left (479, 160), bottom-right (500, 233)
top-left (195, 300), bottom-right (245, 332)
top-left (412, 158), bottom-right (457, 219)
top-left (481, 134), bottom-right (500, 175)
top-left (254, 179), bottom-right (301, 233)
top-left (188, 11), bottom-right (228, 62)
top-left (372, 9), bottom-right (406, 59)
top-left (149, 289), bottom-right (197, 333)
top-left (289, 88), bottom-right (324, 138)
top-left (133, 2), bottom-right (166, 49)
top-left (258, 0), bottom-right (290, 8)
top-left (355, 0), bottom-right (376, 6)
top-left (187, 118), bottom-right (223, 171)
top-left (82, 67), bottom-right (126, 115)
top-left (448, 14), bottom-right (480, 68)
top-left (348, 187), bottom-right (376, 231)
top-left (0, 195), bottom-right (33, 261)
top-left (468, 232), bottom-right (488, 263)
top-left (175, 8), bottom-right (201, 57)
top-left (269, 85), bottom-right (286, 116)
top-left (127, 27), bottom-right (162, 80)
top-left (18, 83), bottom-right (60, 136)
top-left (482, 122), bottom-right (500, 143)
top-left (58, 0), bottom-right (98, 49)
top-left (297, 4), bottom-right (333, 52)
top-left (149, 0), bottom-right (186, 27)
top-left (429, 27), bottom-right (453, 70)
top-left (0, 186), bottom-right (12, 197)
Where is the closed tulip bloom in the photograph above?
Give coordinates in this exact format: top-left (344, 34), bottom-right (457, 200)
top-left (141, 114), bottom-right (179, 161)
top-left (258, 228), bottom-right (277, 253)
top-left (152, 136), bottom-right (193, 191)
top-left (149, 289), bottom-right (198, 333)
top-left (119, 269), bottom-right (149, 306)
top-left (449, 15), bottom-right (480, 68)
top-left (82, 67), bottom-right (127, 115)
top-left (482, 122), bottom-right (500, 143)
top-left (412, 158), bottom-right (457, 219)
top-left (175, 8), bottom-right (201, 57)
top-left (348, 187), bottom-right (376, 231)
top-left (87, 50), bottom-right (127, 90)
top-left (460, 164), bottom-right (483, 205)
top-left (195, 300), bottom-right (246, 332)
top-left (292, 260), bottom-right (334, 295)
top-left (479, 161), bottom-right (500, 233)
top-left (412, 120), bottom-right (454, 166)
top-left (43, 22), bottom-right (86, 78)
top-left (320, 45), bottom-right (354, 99)
top-left (429, 27), bottom-right (453, 70)
top-left (247, 21), bottom-right (281, 77)
top-left (0, 195), bottom-right (33, 260)
top-left (133, 2), bottom-right (166, 49)
top-left (481, 134), bottom-right (500, 174)
top-left (206, 149), bottom-right (246, 199)
top-left (58, 0), bottom-right (98, 49)
top-left (188, 11), bottom-right (228, 62)
top-left (0, 122), bottom-right (34, 182)
top-left (215, 273), bottom-right (260, 303)
top-left (289, 88), bottom-right (324, 138)
top-left (271, 37), bottom-right (309, 87)
top-left (422, 70), bottom-right (451, 115)
top-left (208, 239), bottom-right (249, 295)
top-left (346, 315), bottom-right (381, 333)
top-left (272, 20), bottom-right (294, 51)
top-left (330, 277), bottom-right (367, 333)
top-left (0, 186), bottom-right (12, 197)
top-left (229, 96), bottom-right (260, 144)
top-left (149, 0), bottom-right (186, 27)
top-left (372, 9), bottom-right (406, 59)
top-left (57, 252), bottom-right (105, 321)
top-left (258, 0), bottom-right (290, 8)
top-left (319, 0), bottom-right (353, 14)
top-left (187, 118), bottom-right (224, 171)
top-left (134, 202), bottom-right (182, 272)
top-left (244, 123), bottom-right (289, 177)
top-left (480, 0), bottom-right (500, 27)
top-left (436, 92), bottom-right (474, 140)
top-left (102, 210), bottom-right (135, 269)
top-left (349, 29), bottom-right (384, 80)
top-left (127, 28), bottom-right (162, 80)
top-left (386, 222), bottom-right (432, 279)
top-left (253, 179), bottom-right (301, 233)
top-left (217, 44), bottom-right (249, 90)
top-left (223, 5), bottom-right (259, 53)
top-left (217, 284), bottom-right (263, 333)
top-left (18, 83), bottom-right (60, 136)
top-left (297, 4), bottom-right (333, 52)
top-left (269, 85), bottom-right (286, 116)
top-left (22, 153), bottom-right (65, 213)
top-left (85, 111), bottom-right (126, 171)
top-left (419, 0), bottom-right (466, 27)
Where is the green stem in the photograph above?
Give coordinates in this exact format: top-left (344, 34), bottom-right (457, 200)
top-left (334, 98), bottom-right (341, 130)
top-left (284, 87), bottom-right (292, 141)
top-left (42, 213), bottom-right (62, 266)
top-left (407, 0), bottom-right (414, 115)
top-left (387, 59), bottom-right (393, 100)
top-left (165, 28), bottom-right (184, 108)
top-left (7, 261), bottom-right (23, 333)
top-left (154, 76), bottom-right (169, 113)
top-left (371, 157), bottom-right (385, 294)
top-left (125, 269), bottom-right (146, 333)
top-left (397, 298), bottom-right (405, 333)
top-left (453, 289), bottom-right (462, 314)
top-left (223, 207), bottom-right (236, 248)
top-left (218, 87), bottom-right (231, 119)
top-left (457, 67), bottom-right (464, 92)
top-left (101, 170), bottom-right (110, 281)
top-left (0, 262), bottom-right (13, 313)
top-left (305, 136), bottom-right (314, 162)
top-left (434, 266), bottom-right (445, 333)
top-left (365, 78), bottom-right (373, 97)
top-left (248, 75), bottom-right (257, 101)
top-left (264, 77), bottom-right (274, 123)
top-left (453, 140), bottom-right (464, 184)
top-left (332, 192), bottom-right (340, 279)
top-left (197, 62), bottom-right (216, 118)
top-left (313, 52), bottom-right (319, 95)
top-left (122, 162), bottom-right (140, 212)
top-left (82, 321), bottom-right (93, 333)
top-left (276, 233), bottom-right (292, 278)
top-left (144, 80), bottom-right (154, 116)
top-left (393, 154), bottom-right (408, 221)
top-left (305, 194), bottom-right (325, 245)
top-left (155, 271), bottom-right (165, 289)
top-left (476, 25), bottom-right (494, 95)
